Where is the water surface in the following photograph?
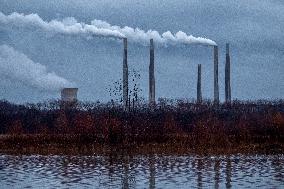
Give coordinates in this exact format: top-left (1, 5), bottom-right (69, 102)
top-left (0, 154), bottom-right (284, 188)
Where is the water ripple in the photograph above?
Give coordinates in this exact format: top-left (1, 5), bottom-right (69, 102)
top-left (0, 154), bottom-right (284, 188)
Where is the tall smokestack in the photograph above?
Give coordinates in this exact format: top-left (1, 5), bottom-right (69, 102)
top-left (149, 39), bottom-right (155, 105)
top-left (197, 64), bottom-right (202, 103)
top-left (123, 38), bottom-right (128, 108)
top-left (225, 43), bottom-right (231, 103)
top-left (214, 46), bottom-right (219, 104)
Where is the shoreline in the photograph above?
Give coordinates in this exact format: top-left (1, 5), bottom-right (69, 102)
top-left (1, 100), bottom-right (283, 156)
top-left (1, 134), bottom-right (283, 156)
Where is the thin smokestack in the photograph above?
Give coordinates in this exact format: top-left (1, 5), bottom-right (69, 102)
top-left (123, 38), bottom-right (128, 108)
top-left (214, 46), bottom-right (219, 104)
top-left (225, 43), bottom-right (231, 103)
top-left (197, 64), bottom-right (202, 103)
top-left (149, 39), bottom-right (155, 105)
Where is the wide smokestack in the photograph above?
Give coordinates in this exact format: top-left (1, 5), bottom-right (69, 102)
top-left (197, 64), bottom-right (202, 103)
top-left (214, 46), bottom-right (219, 104)
top-left (61, 88), bottom-right (78, 102)
top-left (123, 38), bottom-right (128, 108)
top-left (149, 39), bottom-right (155, 105)
top-left (225, 43), bottom-right (231, 103)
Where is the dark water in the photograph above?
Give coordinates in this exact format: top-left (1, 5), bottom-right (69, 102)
top-left (0, 154), bottom-right (284, 189)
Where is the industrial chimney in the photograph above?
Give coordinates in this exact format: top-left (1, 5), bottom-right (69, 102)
top-left (61, 88), bottom-right (78, 102)
top-left (225, 43), bottom-right (231, 103)
top-left (149, 39), bottom-right (155, 105)
top-left (213, 46), bottom-right (219, 104)
top-left (123, 38), bottom-right (129, 109)
top-left (197, 64), bottom-right (202, 103)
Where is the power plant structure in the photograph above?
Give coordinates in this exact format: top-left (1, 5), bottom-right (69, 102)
top-left (225, 43), bottom-right (231, 103)
top-left (123, 38), bottom-right (129, 108)
top-left (197, 64), bottom-right (202, 103)
top-left (118, 39), bottom-right (229, 107)
top-left (122, 38), bottom-right (156, 109)
top-left (61, 39), bottom-right (229, 107)
top-left (61, 88), bottom-right (78, 102)
top-left (213, 46), bottom-right (219, 104)
top-left (149, 39), bottom-right (155, 105)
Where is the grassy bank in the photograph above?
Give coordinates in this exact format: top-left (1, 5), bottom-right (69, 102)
top-left (0, 99), bottom-right (284, 155)
top-left (0, 134), bottom-right (283, 155)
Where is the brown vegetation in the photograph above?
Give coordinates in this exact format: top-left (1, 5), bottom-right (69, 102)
top-left (0, 99), bottom-right (283, 154)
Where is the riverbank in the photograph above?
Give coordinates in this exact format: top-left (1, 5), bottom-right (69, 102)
top-left (1, 100), bottom-right (284, 155)
top-left (1, 134), bottom-right (283, 155)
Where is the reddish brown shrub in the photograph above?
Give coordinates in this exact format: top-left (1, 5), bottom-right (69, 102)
top-left (7, 120), bottom-right (24, 135)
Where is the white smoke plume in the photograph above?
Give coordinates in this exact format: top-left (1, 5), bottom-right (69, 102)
top-left (0, 45), bottom-right (73, 91)
top-left (91, 20), bottom-right (217, 46)
top-left (0, 12), bottom-right (125, 38)
top-left (0, 12), bottom-right (217, 46)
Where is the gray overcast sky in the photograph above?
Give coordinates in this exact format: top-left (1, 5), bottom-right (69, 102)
top-left (0, 0), bottom-right (283, 103)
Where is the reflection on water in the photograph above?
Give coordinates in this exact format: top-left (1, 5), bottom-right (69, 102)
top-left (0, 154), bottom-right (284, 188)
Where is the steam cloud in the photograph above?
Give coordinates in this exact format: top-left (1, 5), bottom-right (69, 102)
top-left (0, 45), bottom-right (73, 91)
top-left (0, 12), bottom-right (217, 46)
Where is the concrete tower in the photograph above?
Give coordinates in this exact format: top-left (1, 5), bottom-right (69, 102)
top-left (149, 39), bottom-right (155, 105)
top-left (60, 88), bottom-right (78, 109)
top-left (197, 64), bottom-right (202, 103)
top-left (61, 88), bottom-right (78, 102)
top-left (225, 43), bottom-right (231, 103)
top-left (214, 46), bottom-right (219, 104)
top-left (123, 38), bottom-right (129, 108)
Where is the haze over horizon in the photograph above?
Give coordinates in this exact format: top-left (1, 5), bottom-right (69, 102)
top-left (0, 0), bottom-right (283, 103)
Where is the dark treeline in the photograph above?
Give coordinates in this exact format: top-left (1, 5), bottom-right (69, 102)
top-left (0, 99), bottom-right (284, 153)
